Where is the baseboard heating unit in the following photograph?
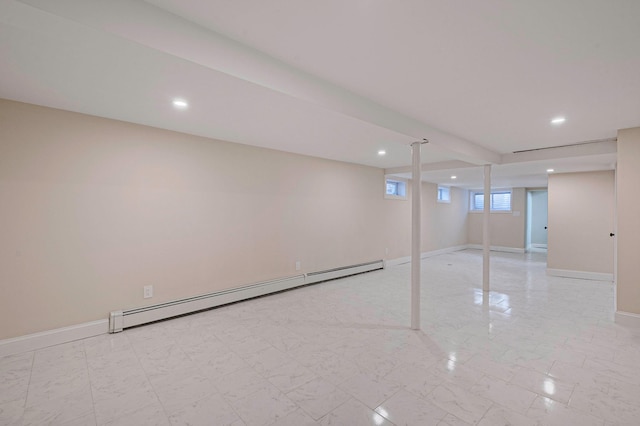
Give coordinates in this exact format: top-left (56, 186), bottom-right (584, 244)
top-left (109, 260), bottom-right (383, 333)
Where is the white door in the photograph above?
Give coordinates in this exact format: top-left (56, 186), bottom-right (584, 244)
top-left (530, 190), bottom-right (548, 249)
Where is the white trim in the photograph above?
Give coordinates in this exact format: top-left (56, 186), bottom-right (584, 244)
top-left (384, 255), bottom-right (411, 268)
top-left (613, 161), bottom-right (618, 312)
top-left (527, 247), bottom-right (548, 253)
top-left (469, 210), bottom-right (513, 214)
top-left (467, 244), bottom-right (525, 254)
top-left (421, 245), bottom-right (469, 259)
top-left (436, 185), bottom-right (451, 203)
top-left (384, 245), bottom-right (469, 268)
top-left (531, 243), bottom-right (548, 249)
top-left (384, 176), bottom-right (408, 200)
top-left (546, 268), bottom-right (614, 282)
top-left (469, 188), bottom-right (513, 212)
top-left (0, 319), bottom-right (108, 357)
top-left (615, 311), bottom-right (640, 328)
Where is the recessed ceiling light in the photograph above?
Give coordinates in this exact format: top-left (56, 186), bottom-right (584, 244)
top-left (451, 175), bottom-right (457, 179)
top-left (378, 150), bottom-right (386, 156)
top-left (547, 168), bottom-right (555, 173)
top-left (172, 99), bottom-right (188, 109)
top-left (550, 117), bottom-right (565, 125)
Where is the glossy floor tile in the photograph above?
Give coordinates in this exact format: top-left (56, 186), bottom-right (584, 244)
top-left (2, 249), bottom-right (640, 425)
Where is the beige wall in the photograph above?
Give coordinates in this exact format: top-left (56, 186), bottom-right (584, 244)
top-left (547, 171), bottom-right (615, 274)
top-left (617, 128), bottom-right (640, 315)
top-left (422, 185), bottom-right (469, 252)
top-left (467, 187), bottom-right (526, 249)
top-left (0, 99), bottom-right (469, 339)
top-left (381, 182), bottom-right (468, 259)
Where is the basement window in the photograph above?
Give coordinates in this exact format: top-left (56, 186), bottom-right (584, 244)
top-left (437, 186), bottom-right (451, 203)
top-left (385, 178), bottom-right (407, 200)
top-left (470, 190), bottom-right (512, 212)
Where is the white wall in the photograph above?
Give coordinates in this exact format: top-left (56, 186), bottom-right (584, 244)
top-left (547, 171), bottom-right (614, 276)
top-left (0, 99), bottom-right (469, 340)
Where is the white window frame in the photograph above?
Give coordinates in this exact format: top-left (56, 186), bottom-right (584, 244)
top-left (469, 189), bottom-right (512, 212)
top-left (437, 185), bottom-right (451, 203)
top-left (384, 177), bottom-right (408, 200)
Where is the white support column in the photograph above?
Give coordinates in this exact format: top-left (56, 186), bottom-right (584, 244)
top-left (483, 164), bottom-right (491, 292)
top-left (411, 141), bottom-right (422, 330)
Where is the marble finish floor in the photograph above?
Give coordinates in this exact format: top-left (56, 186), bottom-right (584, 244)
top-left (2, 249), bottom-right (640, 425)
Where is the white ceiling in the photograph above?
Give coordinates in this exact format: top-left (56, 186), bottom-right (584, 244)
top-left (1, 0), bottom-right (638, 187)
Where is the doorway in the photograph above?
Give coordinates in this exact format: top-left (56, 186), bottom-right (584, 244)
top-left (526, 190), bottom-right (548, 252)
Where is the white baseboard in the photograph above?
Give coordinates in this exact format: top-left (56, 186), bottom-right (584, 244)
top-left (421, 245), bottom-right (469, 259)
top-left (384, 256), bottom-right (411, 268)
top-left (384, 245), bottom-right (468, 268)
top-left (546, 268), bottom-right (614, 282)
top-left (3, 260), bottom-right (385, 356)
top-left (0, 319), bottom-right (108, 357)
top-left (615, 311), bottom-right (640, 328)
top-left (527, 247), bottom-right (548, 253)
top-left (531, 243), bottom-right (548, 249)
top-left (466, 244), bottom-right (526, 254)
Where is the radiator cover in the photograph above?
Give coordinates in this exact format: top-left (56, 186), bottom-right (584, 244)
top-left (109, 260), bottom-right (383, 333)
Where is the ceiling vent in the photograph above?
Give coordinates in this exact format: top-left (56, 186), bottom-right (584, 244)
top-left (512, 138), bottom-right (617, 154)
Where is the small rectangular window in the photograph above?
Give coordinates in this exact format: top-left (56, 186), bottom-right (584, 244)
top-left (437, 186), bottom-right (451, 203)
top-left (387, 181), bottom-right (400, 196)
top-left (473, 192), bottom-right (485, 210)
top-left (491, 191), bottom-right (511, 211)
top-left (471, 190), bottom-right (512, 211)
top-left (385, 178), bottom-right (407, 200)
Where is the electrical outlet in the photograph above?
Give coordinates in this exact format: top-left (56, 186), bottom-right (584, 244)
top-left (143, 285), bottom-right (153, 299)
top-left (295, 261), bottom-right (301, 271)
